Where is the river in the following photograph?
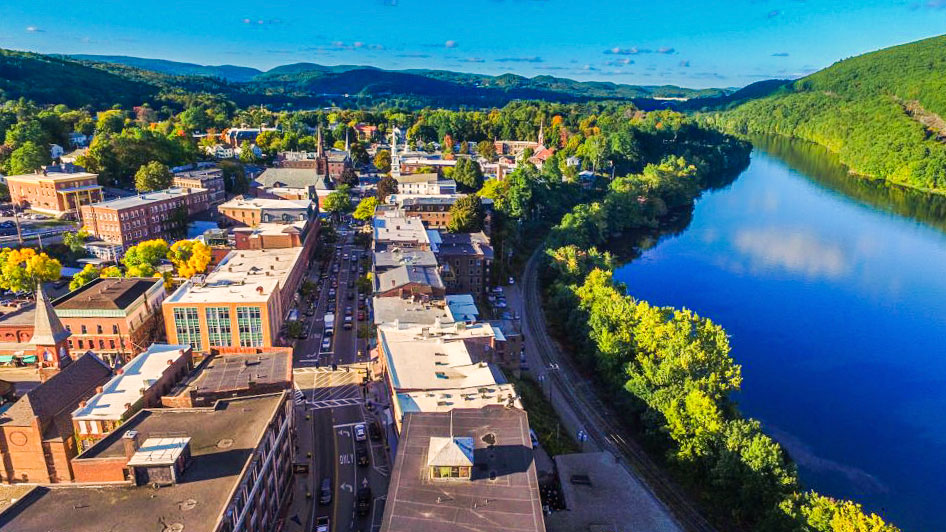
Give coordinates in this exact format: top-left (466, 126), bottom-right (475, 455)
top-left (613, 136), bottom-right (946, 532)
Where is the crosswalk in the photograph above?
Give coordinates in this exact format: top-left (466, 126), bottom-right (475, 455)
top-left (293, 389), bottom-right (306, 406)
top-left (293, 367), bottom-right (336, 374)
top-left (307, 397), bottom-right (363, 410)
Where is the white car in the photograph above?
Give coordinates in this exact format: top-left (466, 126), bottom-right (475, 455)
top-left (354, 423), bottom-right (367, 442)
top-left (508, 276), bottom-right (515, 285)
top-left (315, 516), bottom-right (330, 532)
top-left (321, 337), bottom-right (331, 351)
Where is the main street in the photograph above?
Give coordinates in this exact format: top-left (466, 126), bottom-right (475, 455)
top-left (291, 225), bottom-right (389, 532)
top-left (517, 250), bottom-right (712, 532)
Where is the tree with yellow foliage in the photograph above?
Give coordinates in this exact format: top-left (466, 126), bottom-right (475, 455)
top-left (121, 239), bottom-right (169, 277)
top-left (0, 247), bottom-right (62, 293)
top-left (168, 240), bottom-right (212, 278)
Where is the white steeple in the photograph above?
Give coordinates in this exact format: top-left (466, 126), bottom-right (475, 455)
top-left (390, 126), bottom-right (401, 179)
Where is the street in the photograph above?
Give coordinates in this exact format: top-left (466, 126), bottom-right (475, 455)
top-left (289, 227), bottom-right (389, 532)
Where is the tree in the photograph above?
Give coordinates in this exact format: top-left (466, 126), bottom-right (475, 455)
top-left (69, 264), bottom-right (100, 291)
top-left (0, 248), bottom-right (62, 293)
top-left (323, 190), bottom-right (352, 219)
top-left (446, 195), bottom-right (485, 233)
top-left (287, 320), bottom-right (303, 338)
top-left (63, 229), bottom-right (90, 255)
top-left (8, 141), bottom-right (48, 174)
top-left (452, 158), bottom-right (484, 192)
top-left (134, 161), bottom-right (173, 192)
top-left (376, 175), bottom-right (398, 202)
top-left (99, 265), bottom-right (122, 278)
top-left (219, 160), bottom-right (248, 194)
top-left (373, 149), bottom-right (391, 173)
top-left (339, 167), bottom-right (359, 188)
top-left (122, 239), bottom-right (169, 277)
top-left (95, 110), bottom-right (125, 135)
top-left (349, 142), bottom-right (369, 166)
top-left (476, 140), bottom-right (496, 162)
top-left (442, 134), bottom-right (455, 160)
top-left (353, 197), bottom-right (379, 221)
top-left (238, 140), bottom-right (259, 163)
top-left (168, 240), bottom-right (212, 278)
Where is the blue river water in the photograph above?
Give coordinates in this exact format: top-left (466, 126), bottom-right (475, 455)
top-left (613, 137), bottom-right (946, 531)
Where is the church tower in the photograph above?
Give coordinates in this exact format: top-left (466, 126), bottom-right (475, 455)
top-left (538, 118), bottom-right (545, 148)
top-left (390, 126), bottom-right (401, 179)
top-left (30, 283), bottom-right (71, 377)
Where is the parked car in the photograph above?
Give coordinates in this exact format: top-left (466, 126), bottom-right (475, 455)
top-left (354, 423), bottom-right (367, 442)
top-left (319, 478), bottom-right (332, 505)
top-left (369, 421), bottom-right (382, 441)
top-left (321, 337), bottom-right (332, 351)
top-left (357, 487), bottom-right (372, 516)
top-left (315, 516), bottom-right (330, 532)
top-left (508, 276), bottom-right (515, 285)
top-left (356, 445), bottom-right (369, 467)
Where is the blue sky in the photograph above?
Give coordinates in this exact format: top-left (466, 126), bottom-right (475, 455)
top-left (2, 0), bottom-right (945, 88)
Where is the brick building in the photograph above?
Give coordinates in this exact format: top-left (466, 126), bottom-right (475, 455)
top-left (375, 265), bottom-right (446, 299)
top-left (218, 197), bottom-right (314, 227)
top-left (435, 231), bottom-right (494, 295)
top-left (5, 170), bottom-right (102, 217)
top-left (5, 393), bottom-right (294, 532)
top-left (173, 166), bottom-right (226, 205)
top-left (72, 344), bottom-right (193, 450)
top-left (162, 247), bottom-right (307, 354)
top-left (161, 349), bottom-right (292, 408)
top-left (0, 352), bottom-right (111, 483)
top-left (81, 187), bottom-right (211, 250)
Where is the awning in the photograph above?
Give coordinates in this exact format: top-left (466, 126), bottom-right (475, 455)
top-left (0, 356), bottom-right (14, 363)
top-left (20, 355), bottom-right (37, 363)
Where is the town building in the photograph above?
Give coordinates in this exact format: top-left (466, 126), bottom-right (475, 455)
top-left (161, 348), bottom-right (292, 408)
top-left (81, 187), bottom-right (211, 250)
top-left (72, 344), bottom-right (193, 449)
top-left (386, 195), bottom-right (459, 229)
top-left (372, 212), bottom-right (431, 251)
top-left (162, 247), bottom-right (307, 354)
top-left (380, 407), bottom-right (545, 532)
top-left (371, 296), bottom-right (456, 327)
top-left (218, 197), bottom-right (314, 227)
top-left (394, 173), bottom-right (457, 195)
top-left (222, 126), bottom-right (277, 147)
top-left (436, 231), bottom-right (494, 295)
top-left (373, 249), bottom-right (439, 275)
top-left (2, 393), bottom-right (293, 532)
top-left (398, 157), bottom-right (458, 175)
top-left (375, 265), bottom-right (446, 299)
top-left (252, 167), bottom-right (334, 210)
top-left (0, 352), bottom-right (112, 483)
top-left (276, 128), bottom-right (352, 181)
top-left (5, 169), bottom-right (102, 217)
top-left (0, 284), bottom-right (75, 372)
top-left (55, 277), bottom-right (168, 365)
top-left (233, 220), bottom-right (312, 250)
top-left (173, 166), bottom-right (226, 205)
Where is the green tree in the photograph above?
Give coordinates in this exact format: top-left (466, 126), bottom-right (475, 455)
top-left (238, 141), bottom-right (259, 163)
top-left (373, 149), bottom-right (391, 173)
top-left (452, 158), bottom-right (484, 192)
top-left (349, 142), bottom-right (369, 166)
top-left (95, 110), bottom-right (125, 135)
top-left (8, 141), bottom-right (48, 174)
top-left (69, 263), bottom-right (100, 290)
top-left (4, 120), bottom-right (46, 148)
top-left (0, 248), bottom-right (62, 293)
top-left (476, 140), bottom-right (496, 162)
top-left (134, 161), bottom-right (173, 192)
top-left (121, 239), bottom-right (169, 277)
top-left (63, 229), bottom-right (90, 254)
top-left (323, 190), bottom-right (352, 219)
top-left (446, 195), bottom-right (485, 233)
top-left (353, 196), bottom-right (379, 221)
top-left (339, 167), bottom-right (359, 187)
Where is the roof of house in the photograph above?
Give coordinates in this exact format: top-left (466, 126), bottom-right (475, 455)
top-left (72, 344), bottom-right (190, 421)
top-left (395, 173), bottom-right (441, 184)
top-left (373, 249), bottom-right (438, 270)
top-left (436, 231), bottom-right (494, 260)
top-left (53, 277), bottom-right (159, 312)
top-left (372, 297), bottom-right (455, 327)
top-left (0, 394), bottom-right (285, 532)
top-left (445, 294), bottom-right (479, 322)
top-left (0, 352), bottom-right (110, 429)
top-left (381, 407), bottom-right (545, 532)
top-left (166, 351), bottom-right (292, 398)
top-left (219, 197), bottom-right (311, 211)
top-left (4, 171), bottom-right (98, 183)
top-left (373, 213), bottom-right (429, 247)
top-left (397, 383), bottom-right (522, 416)
top-left (254, 167), bottom-right (329, 190)
top-left (165, 246), bottom-right (304, 305)
top-left (30, 283), bottom-right (70, 346)
top-left (426, 436), bottom-right (474, 467)
top-left (376, 265), bottom-right (444, 293)
top-left (86, 187), bottom-right (207, 211)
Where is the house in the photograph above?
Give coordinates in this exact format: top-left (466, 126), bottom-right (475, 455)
top-left (3, 393), bottom-right (293, 532)
top-left (0, 352), bottom-right (112, 483)
top-left (218, 197), bottom-right (314, 227)
top-left (161, 348), bottom-right (292, 408)
top-left (375, 265), bottom-right (445, 299)
top-left (373, 212), bottom-right (431, 251)
top-left (5, 169), bottom-right (103, 217)
top-left (394, 173), bottom-right (457, 195)
top-left (172, 167), bottom-right (226, 205)
top-left (436, 231), bottom-right (494, 295)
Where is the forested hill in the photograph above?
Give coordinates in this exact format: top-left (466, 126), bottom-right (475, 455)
top-left (705, 34), bottom-right (946, 193)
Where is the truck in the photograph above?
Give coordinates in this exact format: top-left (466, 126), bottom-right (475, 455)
top-left (324, 313), bottom-right (335, 336)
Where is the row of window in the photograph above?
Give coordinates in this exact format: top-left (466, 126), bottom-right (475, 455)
top-left (70, 337), bottom-right (123, 351)
top-left (66, 324), bottom-right (120, 335)
top-left (174, 306), bottom-right (264, 349)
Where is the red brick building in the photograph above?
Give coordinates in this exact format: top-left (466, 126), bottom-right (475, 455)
top-left (6, 170), bottom-right (102, 217)
top-left (81, 187), bottom-right (211, 251)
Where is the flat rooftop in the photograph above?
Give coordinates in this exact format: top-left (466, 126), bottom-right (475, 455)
top-left (5, 171), bottom-right (98, 183)
top-left (232, 220), bottom-right (308, 237)
top-left (169, 351), bottom-right (291, 397)
top-left (377, 265), bottom-right (444, 292)
top-left (0, 394), bottom-right (285, 532)
top-left (219, 197), bottom-right (310, 211)
top-left (53, 277), bottom-right (159, 312)
top-left (379, 322), bottom-right (498, 392)
top-left (397, 383), bottom-right (522, 415)
top-left (72, 344), bottom-right (190, 421)
top-left (373, 249), bottom-right (438, 270)
top-left (165, 246), bottom-right (304, 305)
top-left (87, 187), bottom-right (207, 211)
top-left (373, 213), bottom-right (429, 246)
top-left (372, 297), bottom-right (455, 326)
top-left (381, 407), bottom-right (545, 532)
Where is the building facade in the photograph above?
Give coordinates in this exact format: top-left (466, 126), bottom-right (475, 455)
top-left (6, 170), bottom-right (102, 217)
top-left (218, 197), bottom-right (314, 227)
top-left (436, 232), bottom-right (494, 295)
top-left (81, 187), bottom-right (211, 250)
top-left (173, 167), bottom-right (226, 205)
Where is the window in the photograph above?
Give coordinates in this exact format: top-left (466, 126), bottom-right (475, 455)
top-left (236, 306), bottom-right (263, 347)
top-left (109, 340), bottom-right (115, 349)
top-left (173, 307), bottom-right (202, 350)
top-left (96, 325), bottom-right (102, 334)
top-left (80, 325), bottom-right (87, 334)
top-left (112, 324), bottom-right (119, 334)
top-left (206, 307), bottom-right (233, 347)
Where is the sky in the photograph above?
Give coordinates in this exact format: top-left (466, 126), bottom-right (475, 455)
top-left (1, 0), bottom-right (945, 88)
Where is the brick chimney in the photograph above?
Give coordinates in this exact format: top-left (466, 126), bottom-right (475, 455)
top-left (122, 430), bottom-right (140, 461)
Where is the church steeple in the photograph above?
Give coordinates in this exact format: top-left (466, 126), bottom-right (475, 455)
top-left (538, 118), bottom-right (545, 147)
top-left (30, 282), bottom-right (71, 370)
top-left (316, 124), bottom-right (324, 158)
top-left (390, 126), bottom-right (401, 179)
top-left (345, 128), bottom-right (350, 153)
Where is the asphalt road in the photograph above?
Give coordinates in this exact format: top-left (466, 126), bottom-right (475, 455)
top-left (292, 229), bottom-right (389, 532)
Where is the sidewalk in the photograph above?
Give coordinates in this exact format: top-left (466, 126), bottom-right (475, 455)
top-left (281, 405), bottom-right (316, 532)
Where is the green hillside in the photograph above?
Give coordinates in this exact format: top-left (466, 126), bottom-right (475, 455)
top-left (70, 54), bottom-right (263, 82)
top-left (706, 35), bottom-right (946, 193)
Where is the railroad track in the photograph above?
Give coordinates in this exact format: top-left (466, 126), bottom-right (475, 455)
top-left (522, 251), bottom-right (717, 532)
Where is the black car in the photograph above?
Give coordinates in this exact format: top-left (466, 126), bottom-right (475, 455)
top-left (356, 445), bottom-right (369, 467)
top-left (369, 421), bottom-right (382, 441)
top-left (319, 478), bottom-right (332, 505)
top-left (357, 487), bottom-right (372, 516)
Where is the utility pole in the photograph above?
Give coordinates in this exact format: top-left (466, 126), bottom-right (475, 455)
top-left (12, 205), bottom-right (23, 247)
